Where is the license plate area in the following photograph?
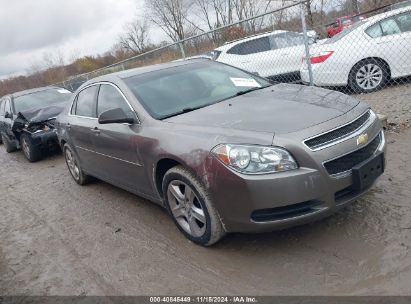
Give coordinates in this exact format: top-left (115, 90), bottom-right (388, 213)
top-left (352, 152), bottom-right (384, 191)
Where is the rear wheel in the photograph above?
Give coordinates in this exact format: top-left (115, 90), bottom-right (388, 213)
top-left (349, 59), bottom-right (389, 93)
top-left (162, 166), bottom-right (225, 246)
top-left (1, 133), bottom-right (17, 153)
top-left (63, 144), bottom-right (90, 185)
top-left (21, 134), bottom-right (42, 162)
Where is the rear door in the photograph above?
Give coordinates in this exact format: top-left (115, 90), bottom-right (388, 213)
top-left (68, 85), bottom-right (100, 175)
top-left (92, 83), bottom-right (148, 193)
top-left (366, 12), bottom-right (411, 76)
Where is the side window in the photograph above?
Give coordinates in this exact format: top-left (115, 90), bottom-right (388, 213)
top-left (0, 100), bottom-right (4, 116)
top-left (242, 37), bottom-right (270, 54)
top-left (380, 18), bottom-right (401, 36)
top-left (396, 11), bottom-right (411, 33)
top-left (75, 86), bottom-right (98, 118)
top-left (285, 32), bottom-right (305, 46)
top-left (270, 34), bottom-right (290, 49)
top-left (97, 84), bottom-right (134, 117)
top-left (227, 37), bottom-right (270, 55)
top-left (366, 23), bottom-right (383, 38)
top-left (4, 100), bottom-right (11, 115)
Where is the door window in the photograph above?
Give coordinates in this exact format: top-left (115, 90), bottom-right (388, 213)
top-left (380, 18), bottom-right (401, 35)
top-left (227, 37), bottom-right (270, 55)
top-left (0, 100), bottom-right (4, 116)
top-left (74, 86), bottom-right (98, 118)
top-left (366, 23), bottom-right (383, 38)
top-left (286, 32), bottom-right (305, 46)
top-left (396, 11), bottom-right (411, 33)
top-left (97, 84), bottom-right (134, 117)
top-left (270, 33), bottom-right (290, 49)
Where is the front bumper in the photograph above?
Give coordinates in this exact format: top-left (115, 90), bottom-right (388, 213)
top-left (206, 116), bottom-right (386, 233)
top-left (28, 129), bottom-right (59, 150)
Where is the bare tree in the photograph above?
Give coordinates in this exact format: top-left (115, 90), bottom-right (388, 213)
top-left (119, 19), bottom-right (151, 55)
top-left (146, 0), bottom-right (195, 42)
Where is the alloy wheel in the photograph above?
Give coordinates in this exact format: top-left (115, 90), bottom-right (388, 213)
top-left (355, 63), bottom-right (383, 91)
top-left (167, 180), bottom-right (207, 238)
top-left (65, 148), bottom-right (80, 181)
top-left (21, 137), bottom-right (30, 158)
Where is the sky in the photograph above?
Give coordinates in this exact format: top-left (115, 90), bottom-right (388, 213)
top-left (0, 0), bottom-right (146, 79)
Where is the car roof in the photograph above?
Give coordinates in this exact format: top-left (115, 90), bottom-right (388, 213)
top-left (364, 6), bottom-right (411, 24)
top-left (8, 86), bottom-right (66, 99)
top-left (83, 59), bottom-right (210, 84)
top-left (215, 30), bottom-right (288, 51)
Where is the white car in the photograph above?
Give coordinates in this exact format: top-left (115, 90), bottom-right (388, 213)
top-left (301, 6), bottom-right (411, 93)
top-left (214, 30), bottom-right (318, 82)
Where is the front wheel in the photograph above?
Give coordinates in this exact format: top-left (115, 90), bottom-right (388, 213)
top-left (63, 144), bottom-right (90, 185)
top-left (162, 166), bottom-right (225, 246)
top-left (21, 134), bottom-right (42, 162)
top-left (349, 59), bottom-right (389, 93)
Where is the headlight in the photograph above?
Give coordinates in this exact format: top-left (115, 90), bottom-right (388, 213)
top-left (211, 144), bottom-right (298, 174)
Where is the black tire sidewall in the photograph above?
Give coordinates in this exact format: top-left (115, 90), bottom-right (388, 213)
top-left (21, 134), bottom-right (41, 162)
top-left (2, 133), bottom-right (15, 153)
top-left (350, 60), bottom-right (388, 93)
top-left (162, 170), bottom-right (213, 245)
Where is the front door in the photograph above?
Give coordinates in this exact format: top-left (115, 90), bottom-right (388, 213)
top-left (68, 85), bottom-right (100, 175)
top-left (91, 84), bottom-right (148, 194)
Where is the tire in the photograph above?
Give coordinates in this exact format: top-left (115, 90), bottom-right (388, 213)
top-left (162, 166), bottom-right (226, 246)
top-left (349, 59), bottom-right (389, 93)
top-left (63, 143), bottom-right (91, 185)
top-left (1, 133), bottom-right (17, 153)
top-left (21, 134), bottom-right (42, 162)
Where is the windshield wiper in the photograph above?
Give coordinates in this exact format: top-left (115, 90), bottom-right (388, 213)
top-left (235, 85), bottom-right (271, 96)
top-left (160, 105), bottom-right (207, 120)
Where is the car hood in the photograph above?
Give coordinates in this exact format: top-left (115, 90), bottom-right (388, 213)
top-left (164, 84), bottom-right (360, 134)
top-left (12, 102), bottom-right (68, 133)
top-left (17, 101), bottom-right (68, 124)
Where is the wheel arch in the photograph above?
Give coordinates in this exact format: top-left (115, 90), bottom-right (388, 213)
top-left (349, 57), bottom-right (392, 80)
top-left (154, 158), bottom-right (183, 199)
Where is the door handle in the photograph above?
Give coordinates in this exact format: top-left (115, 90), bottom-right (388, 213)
top-left (91, 127), bottom-right (100, 135)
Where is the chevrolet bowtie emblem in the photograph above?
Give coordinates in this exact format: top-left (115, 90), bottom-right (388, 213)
top-left (357, 133), bottom-right (369, 146)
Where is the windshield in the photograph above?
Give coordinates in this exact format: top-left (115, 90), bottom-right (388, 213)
top-left (14, 88), bottom-right (72, 113)
top-left (326, 20), bottom-right (365, 43)
top-left (124, 62), bottom-right (272, 119)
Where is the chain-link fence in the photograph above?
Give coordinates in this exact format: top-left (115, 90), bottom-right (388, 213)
top-left (55, 0), bottom-right (411, 102)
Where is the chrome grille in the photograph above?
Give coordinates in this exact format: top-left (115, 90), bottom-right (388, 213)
top-left (305, 111), bottom-right (371, 150)
top-left (324, 132), bottom-right (382, 175)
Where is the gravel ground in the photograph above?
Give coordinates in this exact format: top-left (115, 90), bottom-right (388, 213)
top-left (1, 85), bottom-right (411, 296)
top-left (355, 80), bottom-right (411, 131)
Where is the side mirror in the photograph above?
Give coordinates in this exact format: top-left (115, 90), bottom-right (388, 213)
top-left (306, 30), bottom-right (319, 44)
top-left (98, 108), bottom-right (135, 125)
top-left (4, 112), bottom-right (12, 119)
